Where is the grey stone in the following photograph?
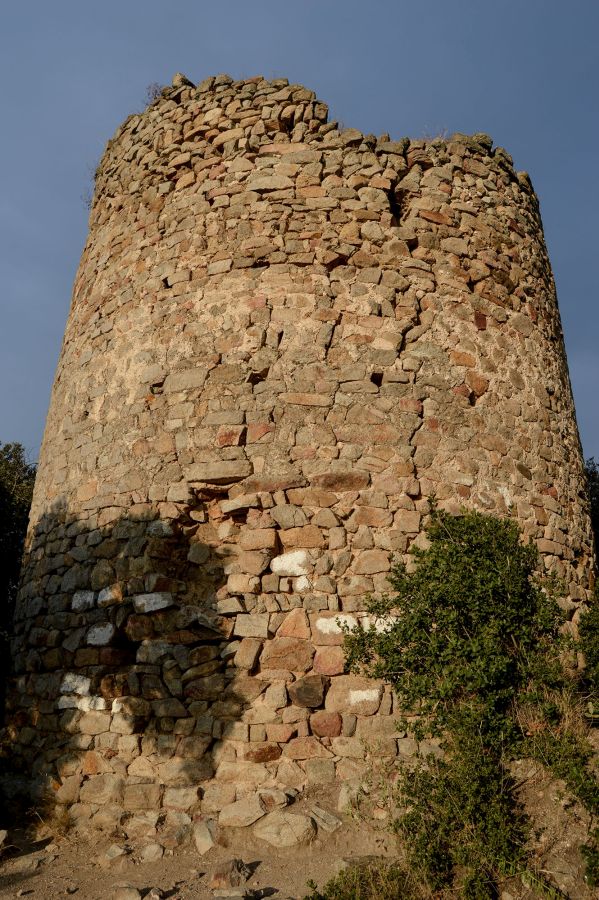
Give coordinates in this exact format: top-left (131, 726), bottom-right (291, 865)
top-left (219, 794), bottom-right (266, 827)
top-left (193, 819), bottom-right (216, 855)
top-left (253, 811), bottom-right (316, 847)
top-left (132, 592), bottom-right (173, 613)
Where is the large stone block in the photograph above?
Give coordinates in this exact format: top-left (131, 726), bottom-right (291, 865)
top-left (325, 675), bottom-right (383, 716)
top-left (260, 638), bottom-right (314, 672)
top-left (79, 774), bottom-right (124, 805)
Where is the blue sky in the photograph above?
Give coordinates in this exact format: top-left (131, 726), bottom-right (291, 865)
top-left (1, 0), bottom-right (597, 460)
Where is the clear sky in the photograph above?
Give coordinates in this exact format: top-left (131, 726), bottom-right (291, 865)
top-left (1, 0), bottom-right (597, 461)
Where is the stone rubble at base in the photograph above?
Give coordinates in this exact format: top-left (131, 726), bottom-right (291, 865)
top-left (3, 71), bottom-right (594, 847)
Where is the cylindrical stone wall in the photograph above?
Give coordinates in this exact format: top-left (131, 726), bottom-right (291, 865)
top-left (5, 73), bottom-right (595, 837)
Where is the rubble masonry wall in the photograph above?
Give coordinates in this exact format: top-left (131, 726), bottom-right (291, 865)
top-left (5, 73), bottom-right (594, 839)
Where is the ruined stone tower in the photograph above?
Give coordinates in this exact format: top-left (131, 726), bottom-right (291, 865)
top-left (5, 73), bottom-right (594, 840)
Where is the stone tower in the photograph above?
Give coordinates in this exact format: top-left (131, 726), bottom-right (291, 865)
top-left (5, 74), bottom-right (594, 839)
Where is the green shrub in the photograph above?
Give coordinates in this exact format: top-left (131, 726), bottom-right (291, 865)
top-left (304, 861), bottom-right (417, 900)
top-left (343, 506), bottom-right (598, 898)
top-left (579, 595), bottom-right (599, 697)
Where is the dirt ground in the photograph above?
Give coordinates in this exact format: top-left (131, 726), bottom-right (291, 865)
top-left (0, 765), bottom-right (596, 899)
top-left (0, 814), bottom-right (393, 900)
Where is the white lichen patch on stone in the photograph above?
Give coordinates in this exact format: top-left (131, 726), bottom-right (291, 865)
top-left (71, 591), bottom-right (95, 612)
top-left (314, 614), bottom-right (358, 635)
top-left (132, 592), bottom-right (173, 613)
top-left (60, 673), bottom-right (91, 695)
top-left (271, 551), bottom-right (312, 577)
top-left (86, 623), bottom-right (116, 645)
top-left (349, 689), bottom-right (382, 705)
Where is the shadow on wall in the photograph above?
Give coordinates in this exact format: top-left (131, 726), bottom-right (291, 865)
top-left (1, 495), bottom-right (264, 839)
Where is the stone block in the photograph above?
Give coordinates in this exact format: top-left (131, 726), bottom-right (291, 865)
top-left (55, 774), bottom-right (82, 805)
top-left (325, 675), bottom-right (383, 716)
top-left (288, 674), bottom-right (328, 708)
top-left (201, 781), bottom-right (236, 813)
top-left (313, 646), bottom-right (345, 676)
top-left (234, 637), bottom-right (262, 669)
top-left (98, 583), bottom-right (124, 607)
top-left (265, 723), bottom-right (296, 743)
top-left (260, 637), bottom-right (314, 672)
top-left (239, 529), bottom-right (278, 551)
top-left (270, 505), bottom-right (308, 529)
top-left (237, 551), bottom-right (271, 575)
top-left (312, 472), bottom-right (369, 491)
top-left (331, 736), bottom-right (366, 758)
top-left (187, 543), bottom-right (209, 565)
top-left (79, 711), bottom-right (112, 735)
top-left (353, 550), bottom-right (390, 574)
top-left (60, 673), bottom-right (91, 695)
top-left (79, 774), bottom-right (124, 805)
top-left (219, 794), bottom-right (267, 827)
top-left (132, 593), bottom-right (173, 613)
top-left (86, 623), bottom-right (116, 646)
top-left (310, 710), bottom-right (342, 737)
top-left (277, 608), bottom-right (310, 639)
top-left (280, 526), bottom-right (324, 549)
top-left (233, 614), bottom-right (269, 638)
top-left (309, 612), bottom-right (358, 645)
top-left (227, 573), bottom-right (260, 594)
top-left (187, 461), bottom-right (252, 483)
top-left (282, 737), bottom-right (333, 759)
top-left (163, 367), bottom-right (207, 391)
top-left (270, 550), bottom-right (312, 576)
top-left (123, 783), bottom-right (162, 810)
top-left (305, 762), bottom-right (337, 794)
top-left (253, 811), bottom-right (316, 847)
top-left (72, 591), bottom-right (96, 611)
top-left (193, 819), bottom-right (216, 854)
top-left (157, 756), bottom-right (214, 786)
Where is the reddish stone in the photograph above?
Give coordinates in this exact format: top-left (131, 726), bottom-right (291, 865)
top-left (282, 737), bottom-right (333, 759)
top-left (266, 723), bottom-right (297, 743)
top-left (351, 507), bottom-right (392, 527)
top-left (260, 638), bottom-right (314, 672)
top-left (287, 488), bottom-right (337, 507)
top-left (310, 710), bottom-right (342, 738)
top-left (474, 311), bottom-right (487, 330)
top-left (466, 371), bottom-right (489, 397)
top-left (353, 549), bottom-right (390, 574)
top-left (239, 528), bottom-right (278, 551)
top-left (418, 208), bottom-right (453, 225)
top-left (243, 742), bottom-right (282, 763)
top-left (81, 751), bottom-right (105, 776)
top-left (125, 614), bottom-right (154, 641)
top-left (216, 425), bottom-right (246, 447)
top-left (450, 350), bottom-right (476, 367)
top-left (312, 472), bottom-right (369, 491)
top-left (313, 646), bottom-right (345, 676)
top-left (398, 398), bottom-right (423, 415)
top-left (452, 383), bottom-right (472, 400)
top-left (246, 423), bottom-right (275, 443)
top-left (279, 525), bottom-right (324, 549)
top-left (277, 608), bottom-right (311, 640)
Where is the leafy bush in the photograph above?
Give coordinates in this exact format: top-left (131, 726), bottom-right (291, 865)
top-left (579, 592), bottom-right (599, 697)
top-left (585, 457), bottom-right (599, 548)
top-left (0, 442), bottom-right (35, 616)
top-left (305, 861), bottom-right (417, 900)
top-left (343, 506), bottom-right (598, 898)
